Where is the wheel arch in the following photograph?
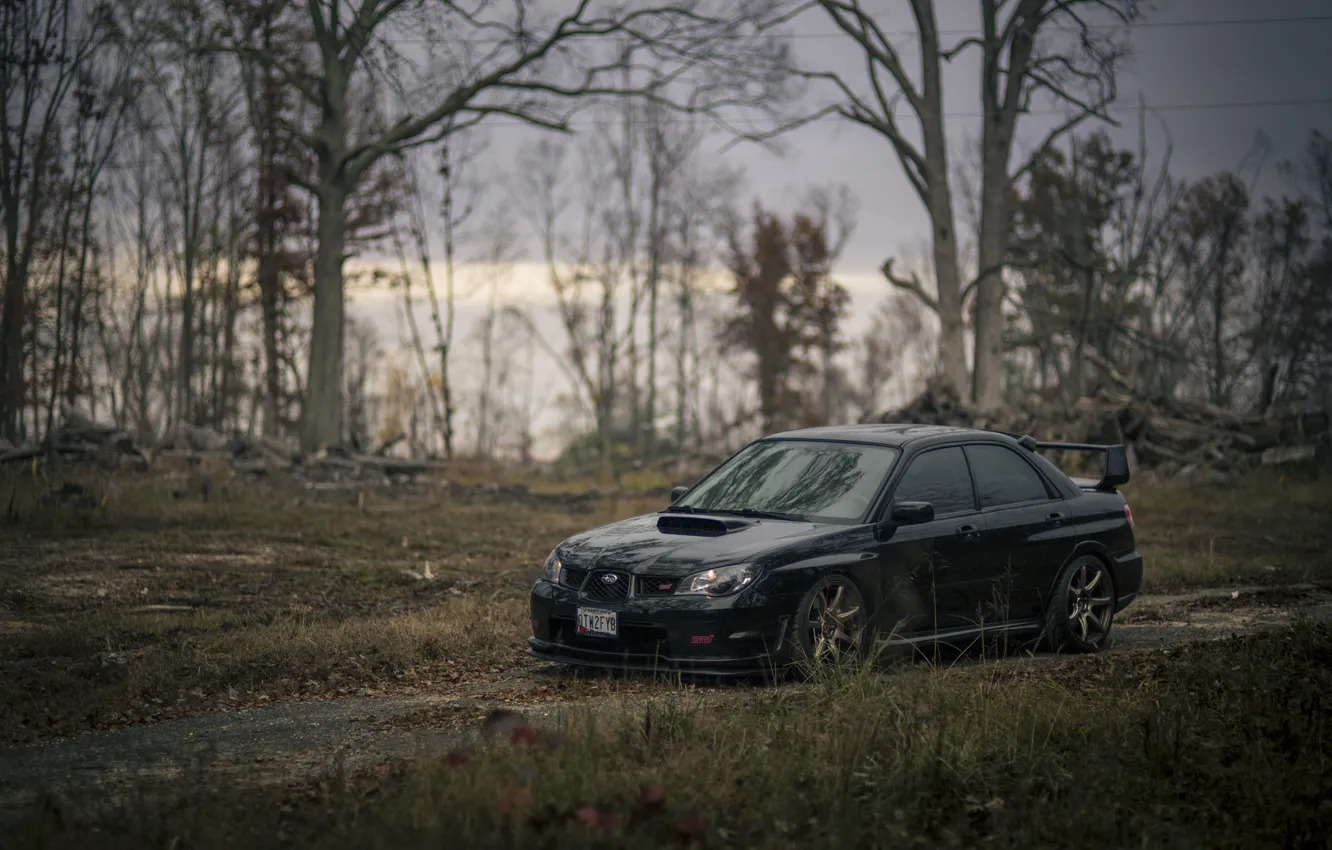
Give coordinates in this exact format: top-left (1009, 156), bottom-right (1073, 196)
top-left (767, 555), bottom-right (879, 625)
top-left (1044, 542), bottom-right (1116, 615)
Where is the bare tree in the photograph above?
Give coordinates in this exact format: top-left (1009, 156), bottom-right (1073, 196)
top-left (43, 45), bottom-right (135, 436)
top-left (1007, 128), bottom-right (1176, 406)
top-left (851, 293), bottom-right (929, 419)
top-left (213, 0), bottom-right (792, 453)
top-left (666, 150), bottom-right (741, 466)
top-left (0, 0), bottom-right (110, 440)
top-left (144, 0), bottom-right (235, 426)
top-left (520, 137), bottom-right (628, 477)
top-left (230, 0), bottom-right (309, 438)
top-left (787, 0), bottom-right (1138, 409)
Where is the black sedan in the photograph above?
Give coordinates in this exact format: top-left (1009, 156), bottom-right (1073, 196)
top-left (528, 424), bottom-right (1142, 676)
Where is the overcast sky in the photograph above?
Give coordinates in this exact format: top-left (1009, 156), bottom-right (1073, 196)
top-left (354, 0), bottom-right (1332, 456)
top-left (442, 0), bottom-right (1332, 275)
top-left (792, 0), bottom-right (1332, 273)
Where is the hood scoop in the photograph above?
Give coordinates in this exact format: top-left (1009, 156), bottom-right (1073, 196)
top-left (656, 514), bottom-right (750, 537)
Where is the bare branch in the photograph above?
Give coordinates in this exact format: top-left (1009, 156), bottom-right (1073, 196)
top-left (881, 258), bottom-right (939, 314)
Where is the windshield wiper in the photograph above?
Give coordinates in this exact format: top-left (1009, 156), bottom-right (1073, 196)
top-left (708, 507), bottom-right (804, 522)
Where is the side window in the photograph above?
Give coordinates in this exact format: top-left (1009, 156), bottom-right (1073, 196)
top-left (965, 444), bottom-right (1052, 508)
top-left (892, 447), bottom-right (976, 516)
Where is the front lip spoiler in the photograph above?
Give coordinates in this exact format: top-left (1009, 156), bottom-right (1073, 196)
top-left (527, 638), bottom-right (781, 679)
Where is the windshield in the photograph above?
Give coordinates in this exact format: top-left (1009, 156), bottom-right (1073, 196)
top-left (676, 440), bottom-right (899, 523)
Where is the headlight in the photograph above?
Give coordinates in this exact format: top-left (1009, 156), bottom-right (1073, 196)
top-left (677, 563), bottom-right (759, 596)
top-left (539, 551), bottom-right (562, 584)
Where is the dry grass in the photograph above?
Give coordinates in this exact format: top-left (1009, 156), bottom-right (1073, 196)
top-left (0, 468), bottom-right (660, 743)
top-left (1125, 471), bottom-right (1332, 591)
top-left (4, 466), bottom-right (1332, 847)
top-left (14, 622), bottom-right (1332, 849)
top-left (1, 466), bottom-right (1328, 746)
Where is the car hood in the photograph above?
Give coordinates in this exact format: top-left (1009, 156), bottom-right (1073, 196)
top-left (555, 513), bottom-right (833, 576)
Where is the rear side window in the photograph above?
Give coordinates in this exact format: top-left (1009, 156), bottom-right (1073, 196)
top-left (965, 444), bottom-right (1052, 508)
top-left (892, 447), bottom-right (976, 516)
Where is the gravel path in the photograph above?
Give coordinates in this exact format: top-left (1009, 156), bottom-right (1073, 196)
top-left (4, 586), bottom-right (1330, 826)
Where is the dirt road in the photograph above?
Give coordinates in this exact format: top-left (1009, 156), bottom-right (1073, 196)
top-left (4, 585), bottom-right (1330, 826)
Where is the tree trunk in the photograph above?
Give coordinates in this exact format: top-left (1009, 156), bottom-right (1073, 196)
top-left (674, 264), bottom-right (691, 468)
top-left (47, 159), bottom-right (82, 441)
top-left (972, 138), bottom-right (1015, 410)
top-left (260, 259), bottom-right (282, 436)
top-left (0, 205), bottom-right (26, 441)
top-left (929, 193), bottom-right (968, 399)
top-left (439, 145), bottom-right (457, 459)
top-left (66, 172), bottom-right (99, 409)
top-left (915, 5), bottom-right (967, 402)
top-left (300, 183), bottom-right (348, 451)
top-left (645, 174), bottom-right (662, 462)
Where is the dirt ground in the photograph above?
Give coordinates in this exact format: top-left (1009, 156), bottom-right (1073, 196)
top-left (2, 470), bottom-right (1329, 835)
top-left (4, 583), bottom-right (1331, 827)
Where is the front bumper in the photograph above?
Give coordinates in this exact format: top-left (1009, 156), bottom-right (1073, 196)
top-left (528, 580), bottom-right (797, 676)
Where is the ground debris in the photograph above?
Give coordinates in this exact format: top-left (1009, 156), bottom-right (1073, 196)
top-left (871, 383), bottom-right (1330, 478)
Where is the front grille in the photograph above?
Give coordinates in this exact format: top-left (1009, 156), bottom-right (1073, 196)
top-left (560, 566), bottom-right (589, 590)
top-left (582, 570), bottom-right (630, 602)
top-left (636, 575), bottom-right (679, 595)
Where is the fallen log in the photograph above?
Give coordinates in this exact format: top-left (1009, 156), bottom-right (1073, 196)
top-left (1262, 445), bottom-right (1317, 467)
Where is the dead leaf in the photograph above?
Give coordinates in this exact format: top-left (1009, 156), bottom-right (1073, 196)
top-left (497, 782), bottom-right (532, 812)
top-left (675, 815), bottom-right (707, 845)
top-left (509, 724), bottom-right (540, 746)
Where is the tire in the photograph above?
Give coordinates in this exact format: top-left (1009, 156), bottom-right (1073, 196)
top-left (1044, 555), bottom-right (1116, 653)
top-left (790, 575), bottom-right (869, 669)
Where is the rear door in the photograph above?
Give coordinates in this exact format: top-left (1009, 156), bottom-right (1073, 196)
top-left (963, 443), bottom-right (1078, 623)
top-left (875, 446), bottom-right (988, 636)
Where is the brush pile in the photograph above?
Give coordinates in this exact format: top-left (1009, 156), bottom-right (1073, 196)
top-left (873, 384), bottom-right (1331, 478)
top-left (0, 409), bottom-right (432, 485)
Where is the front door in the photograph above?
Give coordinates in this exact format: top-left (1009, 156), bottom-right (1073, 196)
top-left (876, 446), bottom-right (989, 636)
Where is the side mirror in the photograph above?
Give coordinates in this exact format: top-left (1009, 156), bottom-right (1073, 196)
top-left (889, 501), bottom-right (935, 525)
top-left (670, 485), bottom-right (689, 503)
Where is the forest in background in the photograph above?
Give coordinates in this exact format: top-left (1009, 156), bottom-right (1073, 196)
top-left (2, 0), bottom-right (1330, 477)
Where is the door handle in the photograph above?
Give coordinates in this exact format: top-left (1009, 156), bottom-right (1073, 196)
top-left (1046, 512), bottom-right (1066, 527)
top-left (957, 524), bottom-right (981, 541)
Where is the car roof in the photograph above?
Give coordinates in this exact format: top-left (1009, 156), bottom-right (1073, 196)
top-left (765, 423), bottom-right (1014, 449)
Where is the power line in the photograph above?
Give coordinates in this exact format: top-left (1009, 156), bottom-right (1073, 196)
top-left (382, 13), bottom-right (1332, 44)
top-left (95, 94), bottom-right (1332, 169)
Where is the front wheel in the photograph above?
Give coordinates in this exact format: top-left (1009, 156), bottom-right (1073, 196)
top-left (790, 575), bottom-right (868, 669)
top-left (1044, 556), bottom-right (1115, 653)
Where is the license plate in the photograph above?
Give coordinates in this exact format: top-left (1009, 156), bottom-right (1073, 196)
top-left (576, 607), bottom-right (618, 638)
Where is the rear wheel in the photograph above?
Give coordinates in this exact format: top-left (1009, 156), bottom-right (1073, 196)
top-left (1045, 556), bottom-right (1115, 653)
top-left (791, 575), bottom-right (868, 668)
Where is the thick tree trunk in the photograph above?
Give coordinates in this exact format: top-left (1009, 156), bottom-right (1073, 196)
top-left (0, 250), bottom-right (24, 441)
top-left (971, 214), bottom-right (1006, 409)
top-left (0, 171), bottom-right (32, 440)
top-left (972, 134), bottom-right (1015, 410)
top-left (260, 265), bottom-right (282, 435)
top-left (915, 5), bottom-right (968, 401)
top-left (300, 184), bottom-right (348, 452)
top-left (932, 220), bottom-right (969, 399)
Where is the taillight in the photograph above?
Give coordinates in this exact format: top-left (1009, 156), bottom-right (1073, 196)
top-left (1124, 504), bottom-right (1134, 527)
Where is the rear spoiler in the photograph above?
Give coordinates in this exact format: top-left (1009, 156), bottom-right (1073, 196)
top-left (1014, 435), bottom-right (1130, 491)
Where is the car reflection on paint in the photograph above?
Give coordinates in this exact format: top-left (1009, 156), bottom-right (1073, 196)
top-left (528, 424), bottom-right (1143, 676)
